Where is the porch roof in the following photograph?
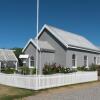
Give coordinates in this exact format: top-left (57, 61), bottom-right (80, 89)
top-left (19, 54), bottom-right (29, 59)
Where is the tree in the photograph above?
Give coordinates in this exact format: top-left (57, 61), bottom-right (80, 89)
top-left (12, 48), bottom-right (23, 66)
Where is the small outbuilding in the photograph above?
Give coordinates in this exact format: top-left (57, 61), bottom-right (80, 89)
top-left (0, 49), bottom-right (18, 70)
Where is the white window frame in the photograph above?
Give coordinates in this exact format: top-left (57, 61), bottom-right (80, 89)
top-left (94, 57), bottom-right (97, 65)
top-left (84, 56), bottom-right (88, 68)
top-left (72, 54), bottom-right (77, 68)
top-left (97, 57), bottom-right (100, 65)
top-left (29, 56), bottom-right (35, 68)
top-left (0, 62), bottom-right (1, 71)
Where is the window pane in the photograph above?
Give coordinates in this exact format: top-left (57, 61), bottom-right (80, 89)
top-left (84, 56), bottom-right (87, 66)
top-left (30, 56), bottom-right (34, 67)
top-left (97, 57), bottom-right (100, 64)
top-left (94, 57), bottom-right (96, 64)
top-left (31, 61), bottom-right (34, 66)
top-left (72, 60), bottom-right (75, 66)
top-left (72, 54), bottom-right (76, 67)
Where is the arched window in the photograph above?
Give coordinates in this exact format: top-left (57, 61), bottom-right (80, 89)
top-left (30, 56), bottom-right (34, 67)
top-left (94, 57), bottom-right (97, 65)
top-left (84, 56), bottom-right (88, 67)
top-left (72, 54), bottom-right (76, 67)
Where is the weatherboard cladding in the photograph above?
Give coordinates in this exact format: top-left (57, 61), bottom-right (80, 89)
top-left (24, 42), bottom-right (55, 74)
top-left (33, 40), bottom-right (55, 51)
top-left (39, 30), bottom-right (66, 66)
top-left (66, 49), bottom-right (99, 67)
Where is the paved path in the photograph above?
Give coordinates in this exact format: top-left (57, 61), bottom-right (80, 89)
top-left (23, 82), bottom-right (100, 100)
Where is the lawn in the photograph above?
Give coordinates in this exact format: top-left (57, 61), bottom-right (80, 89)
top-left (0, 81), bottom-right (100, 100)
top-left (0, 85), bottom-right (37, 100)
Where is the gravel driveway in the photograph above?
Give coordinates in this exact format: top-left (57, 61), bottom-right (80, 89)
top-left (23, 81), bottom-right (100, 100)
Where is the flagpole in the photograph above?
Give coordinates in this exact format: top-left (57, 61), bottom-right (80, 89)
top-left (35, 0), bottom-right (39, 90)
top-left (36, 0), bottom-right (39, 76)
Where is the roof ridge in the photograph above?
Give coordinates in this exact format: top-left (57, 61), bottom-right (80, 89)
top-left (23, 24), bottom-right (99, 53)
top-left (46, 24), bottom-right (83, 38)
top-left (45, 24), bottom-right (99, 52)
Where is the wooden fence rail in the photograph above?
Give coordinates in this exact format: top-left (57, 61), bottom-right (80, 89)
top-left (0, 71), bottom-right (98, 90)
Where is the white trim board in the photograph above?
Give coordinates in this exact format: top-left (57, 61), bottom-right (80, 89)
top-left (23, 24), bottom-right (100, 53)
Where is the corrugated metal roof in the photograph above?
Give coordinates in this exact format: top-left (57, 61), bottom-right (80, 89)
top-left (23, 24), bottom-right (100, 53)
top-left (45, 25), bottom-right (99, 51)
top-left (0, 49), bottom-right (18, 62)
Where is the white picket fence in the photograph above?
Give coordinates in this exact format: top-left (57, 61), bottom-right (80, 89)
top-left (0, 71), bottom-right (98, 90)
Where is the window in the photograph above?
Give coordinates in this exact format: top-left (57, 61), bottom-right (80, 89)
top-left (84, 56), bottom-right (88, 67)
top-left (30, 56), bottom-right (34, 67)
top-left (97, 57), bottom-right (100, 65)
top-left (94, 57), bottom-right (97, 65)
top-left (72, 54), bottom-right (76, 67)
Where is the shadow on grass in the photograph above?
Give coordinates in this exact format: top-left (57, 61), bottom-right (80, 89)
top-left (0, 86), bottom-right (39, 100)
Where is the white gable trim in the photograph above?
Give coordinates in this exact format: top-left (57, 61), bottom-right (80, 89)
top-left (35, 24), bottom-right (69, 48)
top-left (68, 45), bottom-right (100, 53)
top-left (23, 24), bottom-right (100, 53)
top-left (35, 24), bottom-right (100, 53)
top-left (22, 39), bottom-right (40, 52)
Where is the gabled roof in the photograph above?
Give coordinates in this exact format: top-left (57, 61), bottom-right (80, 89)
top-left (36, 24), bottom-right (100, 53)
top-left (23, 24), bottom-right (100, 53)
top-left (22, 39), bottom-right (55, 52)
top-left (0, 49), bottom-right (18, 62)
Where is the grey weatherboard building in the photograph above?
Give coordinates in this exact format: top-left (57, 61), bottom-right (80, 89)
top-left (21, 24), bottom-right (100, 74)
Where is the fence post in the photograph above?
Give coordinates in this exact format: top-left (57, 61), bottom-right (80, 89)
top-left (35, 75), bottom-right (39, 90)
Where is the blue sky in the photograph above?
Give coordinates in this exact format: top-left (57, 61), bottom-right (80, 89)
top-left (0, 0), bottom-right (100, 48)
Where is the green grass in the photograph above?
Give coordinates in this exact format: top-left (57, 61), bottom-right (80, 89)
top-left (0, 80), bottom-right (99, 100)
top-left (0, 85), bottom-right (38, 100)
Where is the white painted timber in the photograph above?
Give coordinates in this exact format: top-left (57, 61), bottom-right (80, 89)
top-left (0, 71), bottom-right (98, 90)
top-left (19, 54), bottom-right (29, 59)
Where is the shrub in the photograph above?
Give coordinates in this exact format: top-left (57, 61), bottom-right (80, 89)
top-left (43, 64), bottom-right (53, 75)
top-left (88, 64), bottom-right (97, 71)
top-left (20, 67), bottom-right (30, 75)
top-left (30, 68), bottom-right (36, 75)
top-left (62, 67), bottom-right (70, 73)
top-left (69, 68), bottom-right (77, 73)
top-left (43, 63), bottom-right (76, 75)
top-left (77, 64), bottom-right (98, 71)
top-left (17, 67), bottom-right (36, 75)
top-left (1, 67), bottom-right (15, 74)
top-left (77, 66), bottom-right (88, 71)
top-left (56, 64), bottom-right (62, 73)
top-left (51, 63), bottom-right (57, 74)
